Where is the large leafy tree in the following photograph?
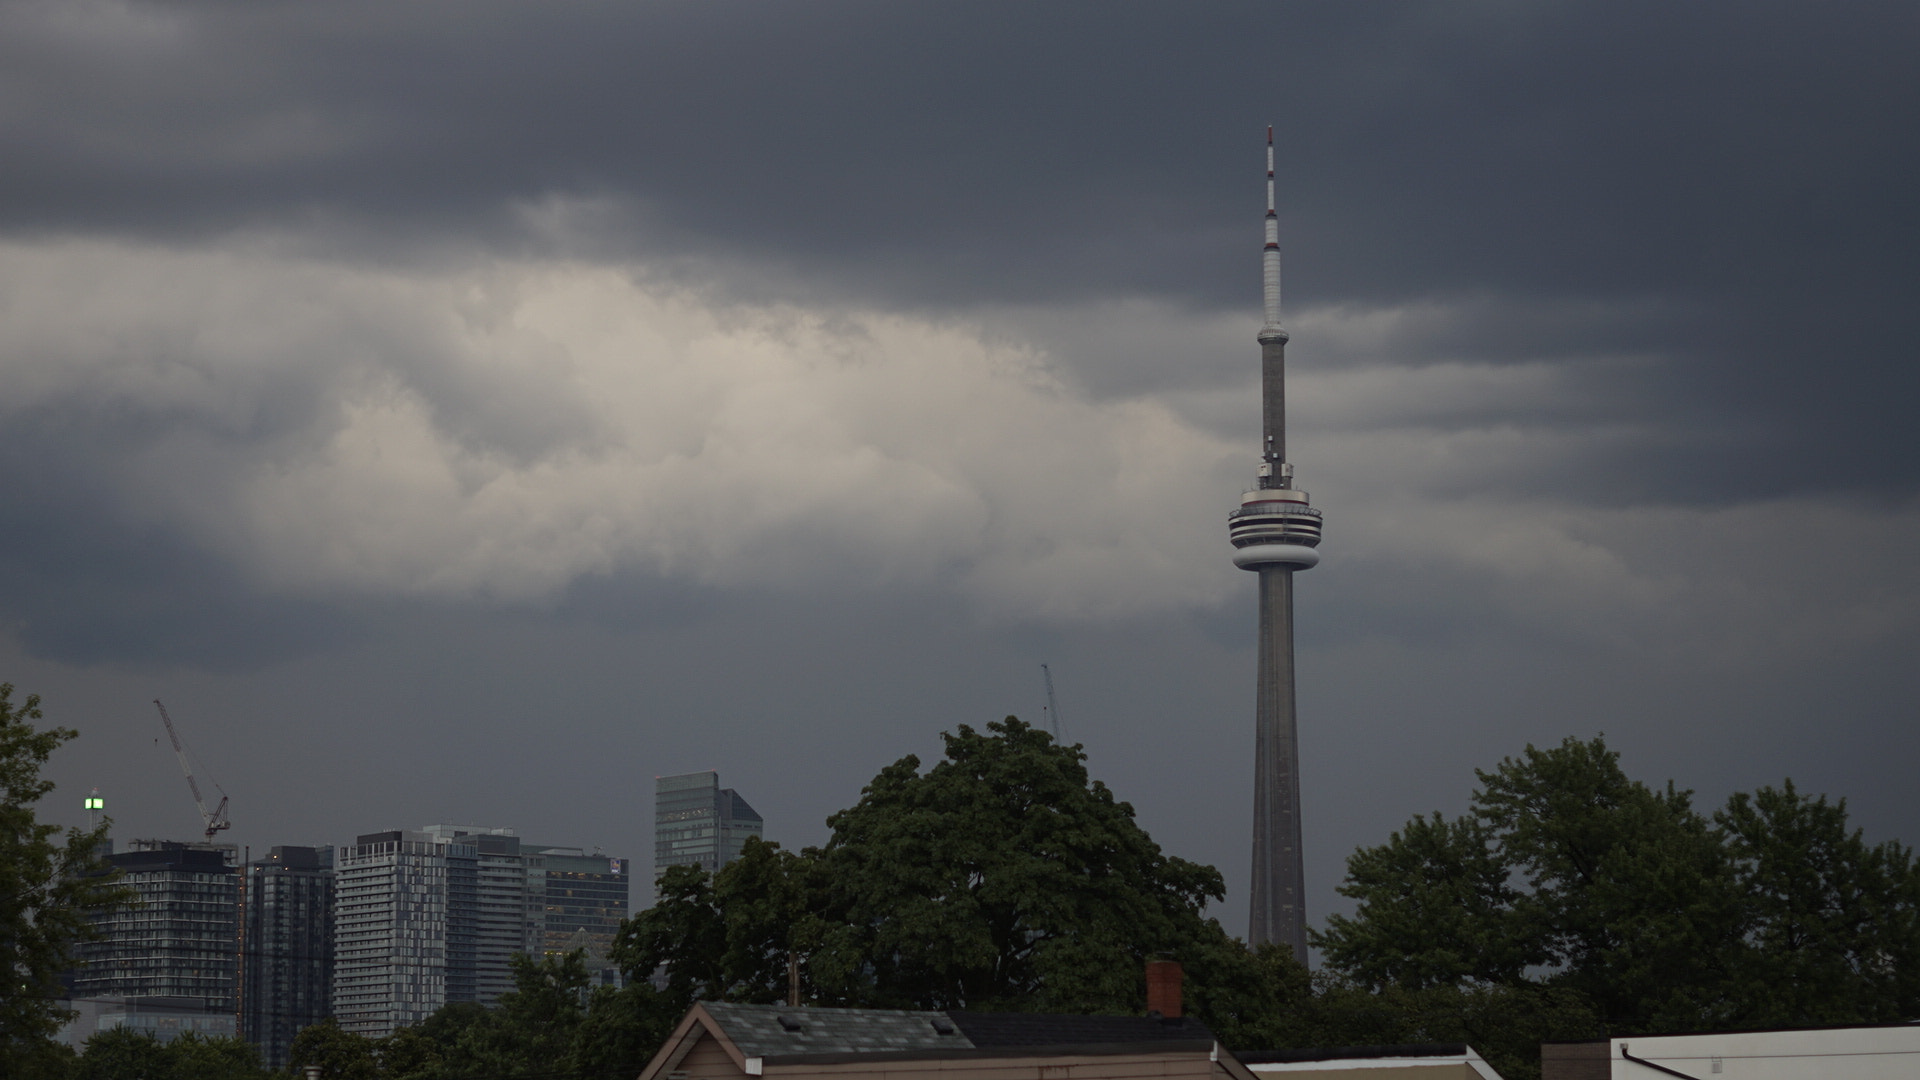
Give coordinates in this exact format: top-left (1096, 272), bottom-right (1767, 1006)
top-left (1716, 780), bottom-right (1920, 1026)
top-left (287, 1020), bottom-right (380, 1080)
top-left (613, 718), bottom-right (1271, 1042)
top-left (69, 1029), bottom-right (271, 1080)
top-left (1313, 736), bottom-right (1920, 1036)
top-left (1, 684), bottom-right (132, 1074)
top-left (810, 717), bottom-right (1234, 1013)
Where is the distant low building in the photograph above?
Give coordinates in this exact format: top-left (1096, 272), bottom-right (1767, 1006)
top-left (57, 996), bottom-right (236, 1049)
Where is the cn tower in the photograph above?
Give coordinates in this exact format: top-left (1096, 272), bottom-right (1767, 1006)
top-left (1230, 127), bottom-right (1322, 960)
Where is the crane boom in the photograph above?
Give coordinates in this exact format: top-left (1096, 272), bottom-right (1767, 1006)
top-left (152, 699), bottom-right (231, 841)
top-left (1041, 663), bottom-right (1064, 741)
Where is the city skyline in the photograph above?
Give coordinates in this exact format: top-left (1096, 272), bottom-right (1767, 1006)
top-left (7, 3), bottom-right (1918, 941)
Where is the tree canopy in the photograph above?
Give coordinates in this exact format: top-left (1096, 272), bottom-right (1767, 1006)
top-left (614, 718), bottom-right (1274, 1035)
top-left (1314, 736), bottom-right (1920, 1034)
top-left (1, 684), bottom-right (132, 1076)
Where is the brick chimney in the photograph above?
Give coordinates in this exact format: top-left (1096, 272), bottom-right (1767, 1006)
top-left (1145, 959), bottom-right (1182, 1019)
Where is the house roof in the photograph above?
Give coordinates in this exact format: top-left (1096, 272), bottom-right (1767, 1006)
top-left (1238, 1042), bottom-right (1503, 1080)
top-left (1239, 1043), bottom-right (1471, 1064)
top-left (950, 1010), bottom-right (1216, 1048)
top-left (701, 1002), bottom-right (971, 1058)
top-left (639, 1001), bottom-right (1252, 1080)
top-left (696, 1002), bottom-right (1218, 1060)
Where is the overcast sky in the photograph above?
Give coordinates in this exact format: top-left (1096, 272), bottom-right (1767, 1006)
top-left (7, 0), bottom-right (1918, 945)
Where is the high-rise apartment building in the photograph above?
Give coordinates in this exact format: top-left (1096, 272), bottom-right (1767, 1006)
top-left (420, 825), bottom-right (539, 1004)
top-left (332, 830), bottom-right (467, 1037)
top-left (74, 843), bottom-right (239, 1008)
top-left (240, 845), bottom-right (333, 1070)
top-left (334, 826), bottom-right (625, 1036)
top-left (654, 772), bottom-right (763, 887)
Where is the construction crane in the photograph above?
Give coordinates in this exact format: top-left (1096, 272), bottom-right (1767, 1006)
top-left (1040, 663), bottom-right (1064, 742)
top-left (152, 699), bottom-right (231, 842)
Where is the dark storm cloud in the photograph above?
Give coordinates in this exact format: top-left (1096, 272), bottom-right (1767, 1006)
top-left (4, 1), bottom-right (1911, 306)
top-left (0, 415), bottom-right (357, 667)
top-left (5, 0), bottom-right (1914, 504)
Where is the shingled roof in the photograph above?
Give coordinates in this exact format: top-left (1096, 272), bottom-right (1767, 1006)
top-left (695, 1002), bottom-right (1216, 1060)
top-left (639, 1000), bottom-right (1254, 1080)
top-left (949, 1010), bottom-right (1216, 1049)
top-left (701, 1002), bottom-right (971, 1058)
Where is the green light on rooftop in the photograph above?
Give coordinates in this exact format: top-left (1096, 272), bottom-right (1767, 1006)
top-left (85, 797), bottom-right (104, 810)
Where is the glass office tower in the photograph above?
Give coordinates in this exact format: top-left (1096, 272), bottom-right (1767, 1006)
top-left (653, 771), bottom-right (763, 891)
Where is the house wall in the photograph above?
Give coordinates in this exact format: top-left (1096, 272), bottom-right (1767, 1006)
top-left (1539, 1043), bottom-right (1607, 1080)
top-left (667, 1035), bottom-right (748, 1080)
top-left (1248, 1066), bottom-right (1484, 1080)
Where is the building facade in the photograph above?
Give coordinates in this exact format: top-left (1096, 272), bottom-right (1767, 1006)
top-left (57, 996), bottom-right (237, 1048)
top-left (528, 846), bottom-right (629, 981)
top-left (654, 771), bottom-right (763, 888)
top-left (73, 843), bottom-right (239, 1010)
top-left (334, 825), bottom-right (625, 1036)
top-left (420, 825), bottom-right (541, 1004)
top-left (332, 830), bottom-right (468, 1037)
top-left (240, 845), bottom-right (333, 1070)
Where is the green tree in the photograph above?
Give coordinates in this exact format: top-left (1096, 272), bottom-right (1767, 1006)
top-left (155, 1032), bottom-right (269, 1080)
top-left (464, 952), bottom-right (593, 1075)
top-left (571, 983), bottom-right (681, 1080)
top-left (715, 839), bottom-right (828, 1003)
top-left (287, 1019), bottom-right (380, 1080)
top-left (71, 1029), bottom-right (269, 1080)
top-left (1316, 812), bottom-right (1532, 989)
top-left (73, 1029), bottom-right (170, 1080)
top-left (808, 718), bottom-right (1238, 1014)
top-left (1, 684), bottom-right (133, 1075)
top-left (1312, 735), bottom-right (1920, 1043)
top-left (610, 718), bottom-right (1275, 1047)
top-left (612, 863), bottom-right (728, 1008)
top-left (1718, 781), bottom-right (1920, 1026)
top-left (1473, 736), bottom-right (1739, 1029)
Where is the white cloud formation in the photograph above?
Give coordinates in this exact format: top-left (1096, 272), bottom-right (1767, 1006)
top-left (2, 238), bottom-right (1913, 662)
top-left (0, 239), bottom-right (1243, 619)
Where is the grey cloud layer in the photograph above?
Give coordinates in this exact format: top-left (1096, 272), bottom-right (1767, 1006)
top-left (8, 1), bottom-right (1912, 501)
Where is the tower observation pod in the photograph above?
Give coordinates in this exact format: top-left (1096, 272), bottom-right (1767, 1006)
top-left (1233, 126), bottom-right (1322, 961)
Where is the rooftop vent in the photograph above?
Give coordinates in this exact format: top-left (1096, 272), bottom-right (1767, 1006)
top-left (931, 1017), bottom-right (957, 1036)
top-left (777, 1014), bottom-right (805, 1032)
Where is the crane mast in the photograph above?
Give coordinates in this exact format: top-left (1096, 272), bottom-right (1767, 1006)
top-left (152, 699), bottom-right (231, 842)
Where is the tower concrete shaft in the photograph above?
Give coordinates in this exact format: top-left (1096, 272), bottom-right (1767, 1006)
top-left (1251, 562), bottom-right (1305, 956)
top-left (1229, 128), bottom-right (1320, 961)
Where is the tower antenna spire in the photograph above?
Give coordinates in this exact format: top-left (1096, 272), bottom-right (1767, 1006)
top-left (1262, 125), bottom-right (1284, 339)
